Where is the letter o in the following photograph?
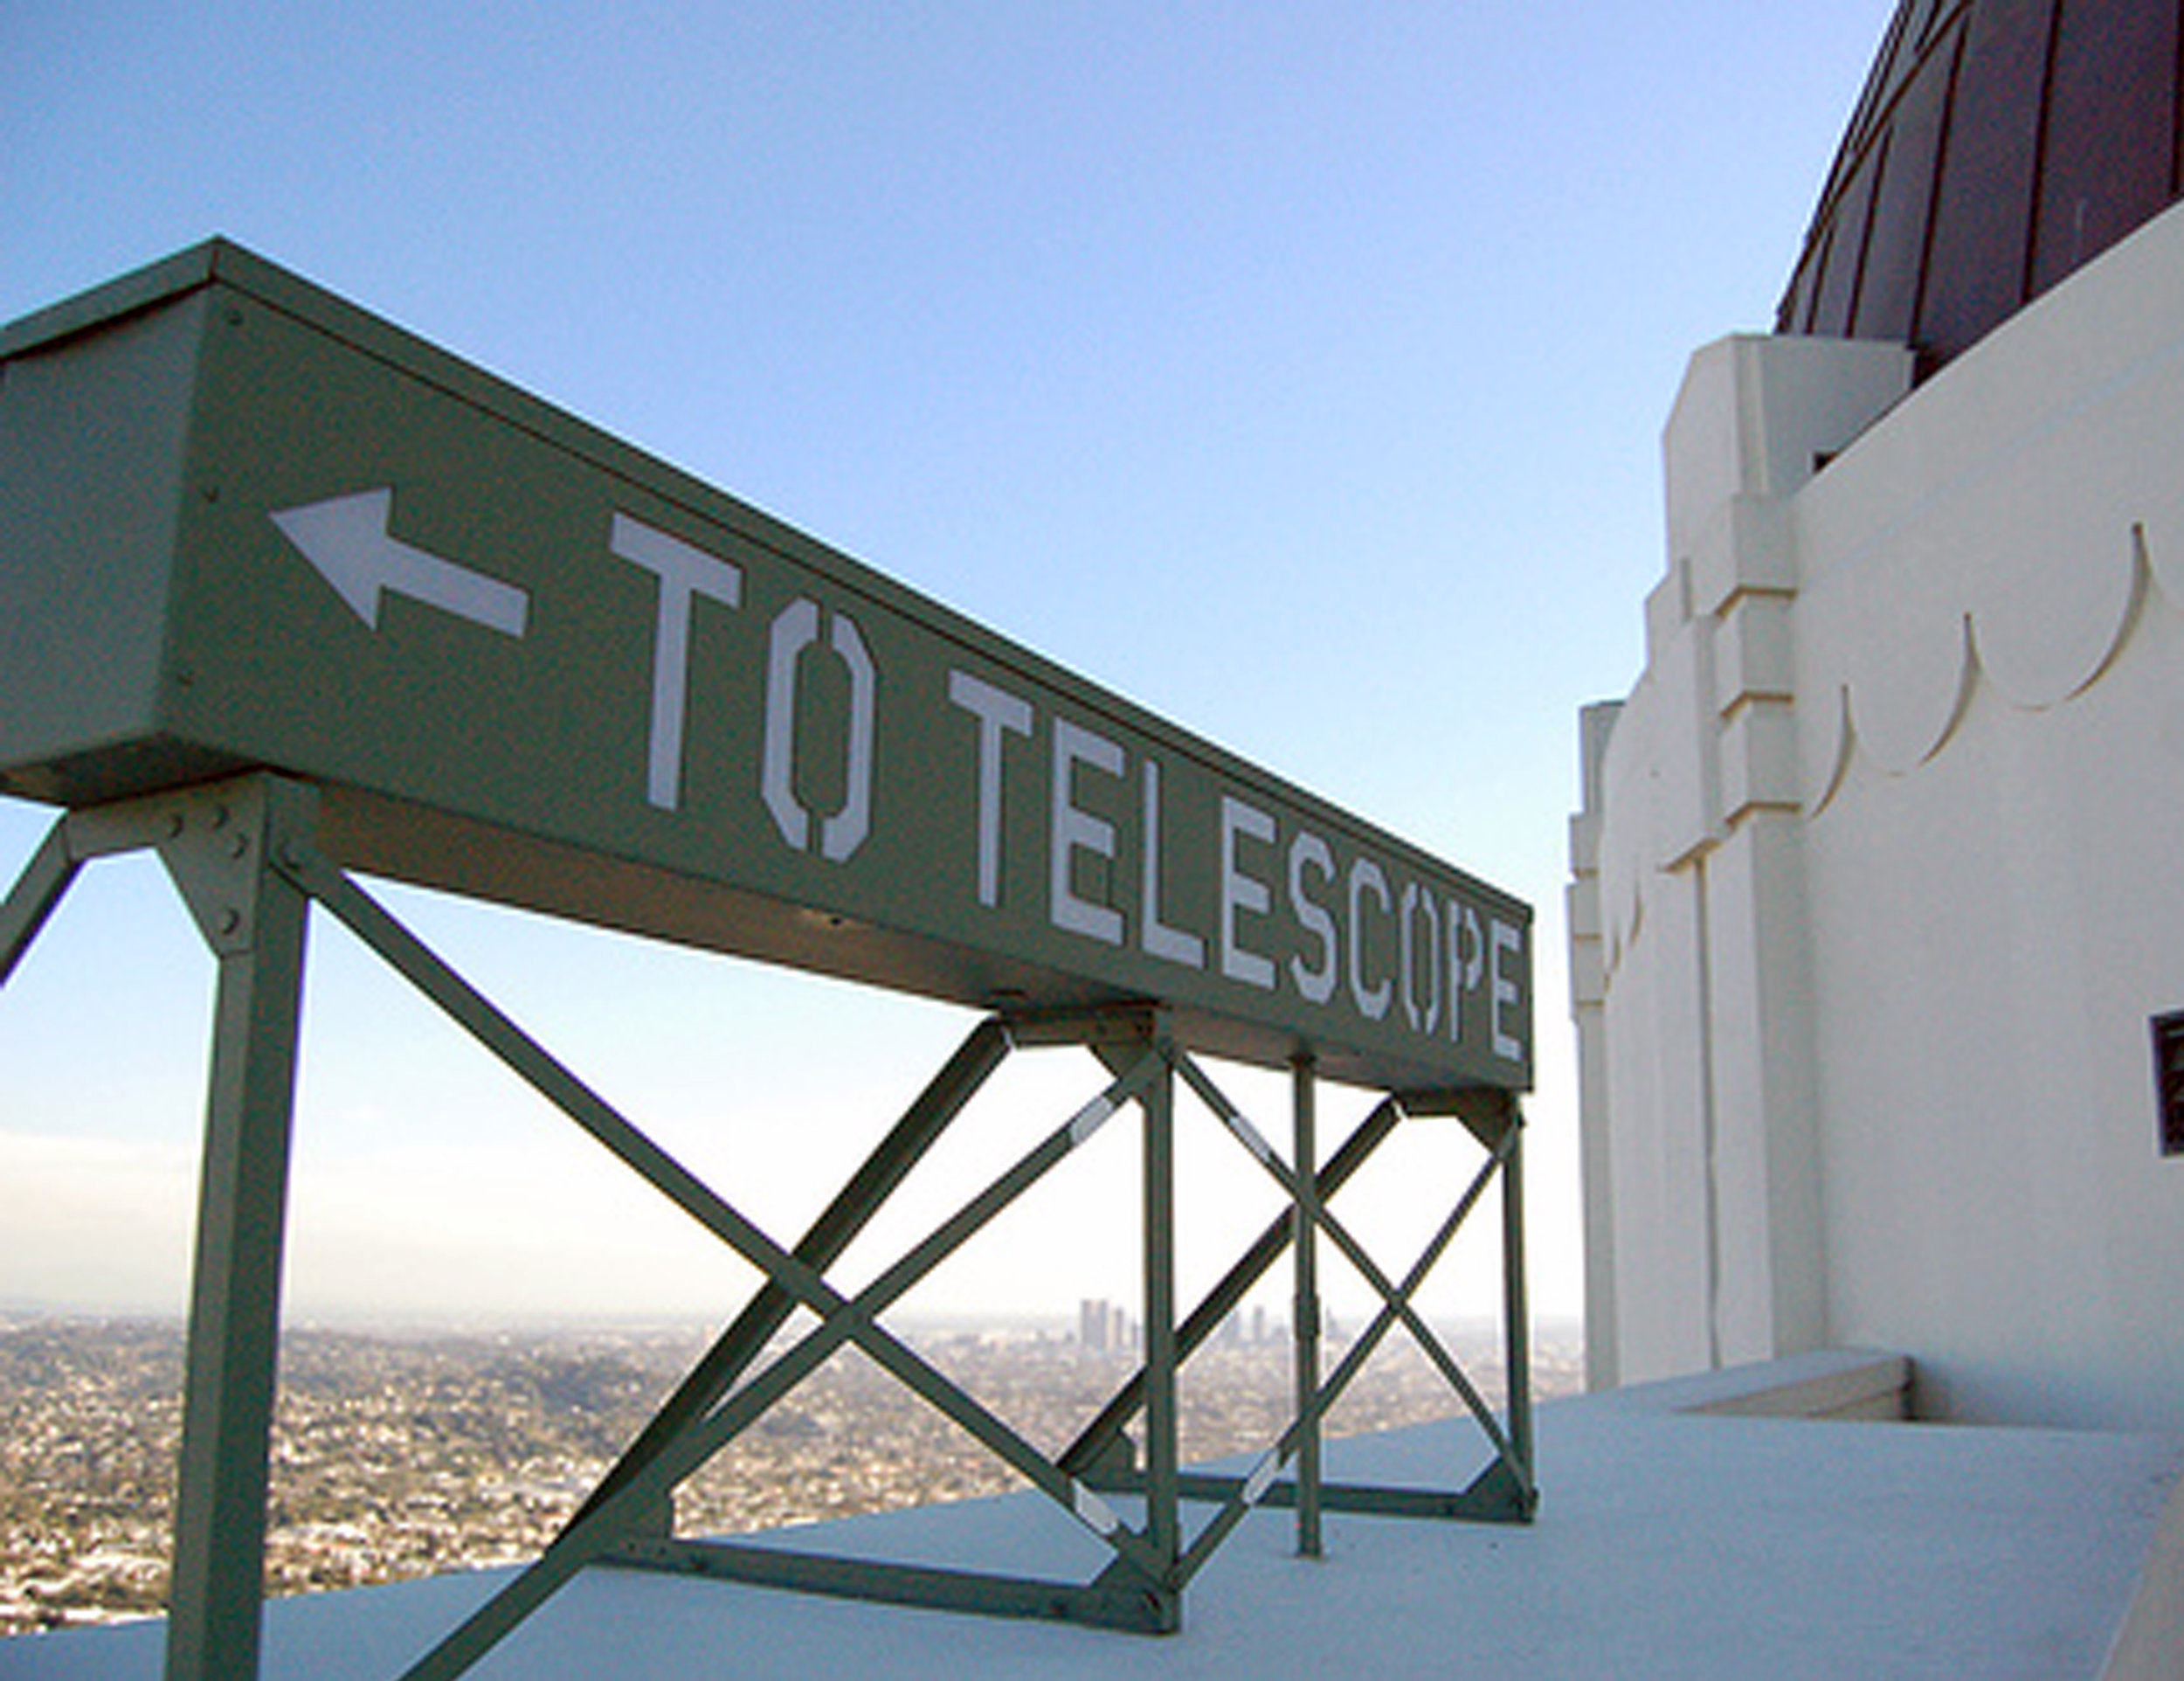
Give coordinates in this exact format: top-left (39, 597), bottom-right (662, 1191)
top-left (762, 598), bottom-right (876, 862)
top-left (1399, 881), bottom-right (1441, 1035)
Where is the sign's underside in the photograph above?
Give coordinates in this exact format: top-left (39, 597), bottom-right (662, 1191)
top-left (0, 241), bottom-right (1530, 1094)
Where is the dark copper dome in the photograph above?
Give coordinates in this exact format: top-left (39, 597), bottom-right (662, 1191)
top-left (1778, 0), bottom-right (2184, 375)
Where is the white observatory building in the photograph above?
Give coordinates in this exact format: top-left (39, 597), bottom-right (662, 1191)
top-left (1572, 0), bottom-right (2184, 1432)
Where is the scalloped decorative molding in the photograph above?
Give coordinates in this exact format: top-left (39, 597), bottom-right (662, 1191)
top-left (1594, 522), bottom-right (2175, 986)
top-left (1805, 521), bottom-right (2165, 815)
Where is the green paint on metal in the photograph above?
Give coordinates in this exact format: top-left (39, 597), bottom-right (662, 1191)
top-left (1142, 1027), bottom-right (1181, 1584)
top-left (0, 240), bottom-right (1531, 1095)
top-left (603, 1534), bottom-right (1178, 1634)
top-left (1502, 1114), bottom-right (1537, 1500)
top-left (1293, 1054), bottom-right (1325, 1559)
top-left (0, 819), bottom-right (76, 988)
top-left (161, 781), bottom-right (316, 1681)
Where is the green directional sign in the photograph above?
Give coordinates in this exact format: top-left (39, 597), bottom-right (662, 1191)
top-left (0, 241), bottom-right (1530, 1093)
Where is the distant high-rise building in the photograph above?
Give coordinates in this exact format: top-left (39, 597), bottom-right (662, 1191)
top-left (1077, 1297), bottom-right (1137, 1352)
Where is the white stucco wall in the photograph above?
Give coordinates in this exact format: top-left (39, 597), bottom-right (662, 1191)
top-left (1575, 199), bottom-right (2184, 1429)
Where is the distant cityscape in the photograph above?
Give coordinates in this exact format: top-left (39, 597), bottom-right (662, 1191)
top-left (0, 1311), bottom-right (1581, 1637)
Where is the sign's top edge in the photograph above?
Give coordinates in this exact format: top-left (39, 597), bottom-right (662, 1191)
top-left (0, 239), bottom-right (226, 361)
top-left (1, 239), bottom-right (1531, 925)
top-left (0, 238), bottom-right (349, 362)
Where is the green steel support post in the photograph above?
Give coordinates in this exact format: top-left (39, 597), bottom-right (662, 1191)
top-left (1142, 1033), bottom-right (1181, 1605)
top-left (1503, 1103), bottom-right (1535, 1493)
top-left (162, 780), bottom-right (316, 1681)
top-left (0, 819), bottom-right (78, 988)
top-left (1292, 1054), bottom-right (1323, 1559)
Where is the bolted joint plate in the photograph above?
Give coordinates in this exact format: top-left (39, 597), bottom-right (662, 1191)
top-left (64, 774), bottom-right (320, 956)
top-left (1000, 1002), bottom-right (1165, 1051)
top-left (1399, 1085), bottom-right (1519, 1151)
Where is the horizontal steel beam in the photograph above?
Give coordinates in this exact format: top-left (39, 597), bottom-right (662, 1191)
top-left (606, 1534), bottom-right (1178, 1634)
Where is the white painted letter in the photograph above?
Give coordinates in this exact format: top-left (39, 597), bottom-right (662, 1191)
top-left (1052, 717), bottom-right (1124, 945)
top-left (821, 613), bottom-right (875, 861)
top-left (762, 598), bottom-right (876, 862)
top-left (610, 513), bottom-right (743, 811)
top-left (1220, 796), bottom-right (1276, 991)
top-left (1399, 881), bottom-right (1441, 1035)
top-left (1491, 918), bottom-right (1526, 1063)
top-left (1447, 901), bottom-right (1483, 1041)
top-left (1286, 831), bottom-right (1338, 1005)
top-left (763, 600), bottom-right (821, 850)
top-left (1140, 759), bottom-right (1206, 968)
top-left (1347, 857), bottom-right (1393, 1021)
top-left (948, 670), bottom-right (1033, 908)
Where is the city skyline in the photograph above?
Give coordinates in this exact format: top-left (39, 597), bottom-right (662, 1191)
top-left (1, 1311), bottom-right (1586, 1635)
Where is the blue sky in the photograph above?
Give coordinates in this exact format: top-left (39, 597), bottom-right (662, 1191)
top-left (1, 3), bottom-right (1896, 1326)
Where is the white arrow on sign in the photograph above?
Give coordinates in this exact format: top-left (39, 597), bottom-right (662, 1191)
top-left (271, 488), bottom-right (529, 638)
